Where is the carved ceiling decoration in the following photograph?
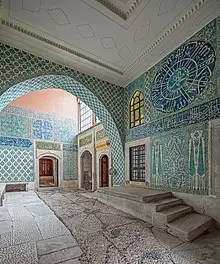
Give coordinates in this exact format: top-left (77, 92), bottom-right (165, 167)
top-left (1, 0), bottom-right (219, 86)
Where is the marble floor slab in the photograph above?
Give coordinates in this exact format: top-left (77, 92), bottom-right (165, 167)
top-left (0, 191), bottom-right (82, 264)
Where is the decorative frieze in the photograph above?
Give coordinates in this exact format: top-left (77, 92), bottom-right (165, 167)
top-left (79, 135), bottom-right (92, 147)
top-left (96, 129), bottom-right (107, 141)
top-left (126, 97), bottom-right (220, 142)
top-left (95, 140), bottom-right (110, 149)
top-left (36, 141), bottom-right (61, 151)
top-left (0, 137), bottom-right (33, 148)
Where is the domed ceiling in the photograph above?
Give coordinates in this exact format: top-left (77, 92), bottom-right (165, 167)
top-left (1, 0), bottom-right (220, 86)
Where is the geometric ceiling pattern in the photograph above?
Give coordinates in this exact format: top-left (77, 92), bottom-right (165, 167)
top-left (1, 0), bottom-right (219, 86)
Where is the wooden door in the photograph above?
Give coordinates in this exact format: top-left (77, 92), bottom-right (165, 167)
top-left (101, 155), bottom-right (109, 187)
top-left (39, 159), bottom-right (53, 176)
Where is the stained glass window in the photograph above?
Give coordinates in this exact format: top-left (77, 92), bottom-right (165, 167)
top-left (130, 91), bottom-right (144, 128)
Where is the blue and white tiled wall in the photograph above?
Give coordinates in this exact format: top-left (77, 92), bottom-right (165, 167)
top-left (125, 17), bottom-right (220, 195)
top-left (0, 105), bottom-right (78, 183)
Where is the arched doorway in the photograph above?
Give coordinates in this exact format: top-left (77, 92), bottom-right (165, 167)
top-left (100, 155), bottom-right (109, 187)
top-left (0, 73), bottom-right (124, 186)
top-left (81, 151), bottom-right (92, 190)
top-left (39, 156), bottom-right (58, 187)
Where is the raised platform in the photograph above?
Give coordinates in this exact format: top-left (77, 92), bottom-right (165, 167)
top-left (83, 185), bottom-right (213, 241)
top-left (97, 186), bottom-right (172, 202)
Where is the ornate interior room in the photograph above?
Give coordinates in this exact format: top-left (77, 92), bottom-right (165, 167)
top-left (0, 0), bottom-right (220, 263)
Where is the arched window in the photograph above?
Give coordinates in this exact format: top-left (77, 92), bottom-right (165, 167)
top-left (130, 91), bottom-right (144, 128)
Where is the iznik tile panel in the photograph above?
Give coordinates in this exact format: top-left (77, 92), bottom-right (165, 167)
top-left (96, 128), bottom-right (108, 141)
top-left (33, 120), bottom-right (53, 140)
top-left (0, 105), bottom-right (78, 183)
top-left (0, 148), bottom-right (34, 182)
top-left (63, 151), bottom-right (78, 180)
top-left (1, 114), bottom-right (29, 138)
top-left (125, 18), bottom-right (218, 135)
top-left (150, 122), bottom-right (208, 195)
top-left (125, 16), bottom-right (220, 194)
top-left (0, 137), bottom-right (33, 148)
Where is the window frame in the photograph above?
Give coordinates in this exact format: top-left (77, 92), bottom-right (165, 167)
top-left (79, 102), bottom-right (93, 132)
top-left (129, 90), bottom-right (144, 128)
top-left (129, 144), bottom-right (146, 182)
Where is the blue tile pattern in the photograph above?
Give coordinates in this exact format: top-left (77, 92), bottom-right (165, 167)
top-left (126, 97), bottom-right (220, 141)
top-left (0, 137), bottom-right (33, 148)
top-left (0, 148), bottom-right (34, 182)
top-left (125, 17), bottom-right (220, 194)
top-left (63, 151), bottom-right (78, 180)
top-left (1, 115), bottom-right (29, 138)
top-left (0, 105), bottom-right (78, 183)
top-left (63, 143), bottom-right (77, 151)
top-left (151, 41), bottom-right (216, 113)
top-left (150, 122), bottom-right (208, 195)
top-left (54, 121), bottom-right (76, 143)
top-left (33, 120), bottom-right (53, 140)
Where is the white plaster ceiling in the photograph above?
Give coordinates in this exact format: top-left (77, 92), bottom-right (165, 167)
top-left (1, 0), bottom-right (220, 87)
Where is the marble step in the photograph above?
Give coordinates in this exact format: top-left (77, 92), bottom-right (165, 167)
top-left (167, 213), bottom-right (213, 241)
top-left (149, 197), bottom-right (183, 212)
top-left (143, 192), bottom-right (172, 203)
top-left (156, 205), bottom-right (192, 223)
top-left (97, 187), bottom-right (172, 203)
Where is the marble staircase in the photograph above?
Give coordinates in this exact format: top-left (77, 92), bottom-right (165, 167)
top-left (92, 186), bottom-right (213, 241)
top-left (147, 193), bottom-right (213, 241)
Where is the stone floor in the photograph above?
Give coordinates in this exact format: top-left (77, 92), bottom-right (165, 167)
top-left (0, 189), bottom-right (220, 264)
top-left (0, 190), bottom-right (82, 264)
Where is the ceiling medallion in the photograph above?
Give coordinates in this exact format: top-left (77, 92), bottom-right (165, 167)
top-left (151, 41), bottom-right (215, 113)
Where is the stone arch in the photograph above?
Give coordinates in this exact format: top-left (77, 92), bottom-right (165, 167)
top-left (0, 74), bottom-right (124, 184)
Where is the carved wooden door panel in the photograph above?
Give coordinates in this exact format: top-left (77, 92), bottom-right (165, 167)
top-left (101, 155), bottom-right (109, 187)
top-left (39, 159), bottom-right (53, 176)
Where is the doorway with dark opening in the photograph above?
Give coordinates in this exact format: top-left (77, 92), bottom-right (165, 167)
top-left (100, 155), bottom-right (109, 187)
top-left (39, 157), bottom-right (58, 187)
